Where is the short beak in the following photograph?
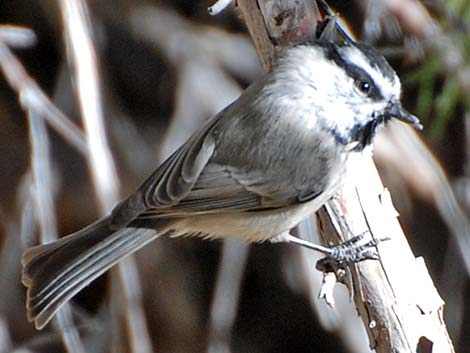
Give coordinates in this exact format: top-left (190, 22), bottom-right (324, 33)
top-left (385, 100), bottom-right (423, 131)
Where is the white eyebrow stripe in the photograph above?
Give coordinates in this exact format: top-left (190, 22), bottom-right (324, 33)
top-left (341, 47), bottom-right (401, 99)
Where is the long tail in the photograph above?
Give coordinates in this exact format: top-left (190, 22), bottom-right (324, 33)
top-left (21, 216), bottom-right (159, 329)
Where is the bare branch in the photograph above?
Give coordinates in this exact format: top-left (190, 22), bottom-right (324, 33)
top-left (0, 40), bottom-right (88, 155)
top-left (59, 0), bottom-right (119, 210)
top-left (318, 153), bottom-right (456, 353)
top-left (208, 0), bottom-right (234, 15)
top-left (0, 25), bottom-right (36, 48)
top-left (58, 1), bottom-right (152, 352)
top-left (236, 0), bottom-right (277, 71)
top-left (0, 24), bottom-right (89, 353)
top-left (207, 241), bottom-right (250, 353)
top-left (28, 110), bottom-right (86, 353)
top-left (375, 124), bottom-right (470, 274)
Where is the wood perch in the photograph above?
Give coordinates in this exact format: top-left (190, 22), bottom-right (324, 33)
top-left (236, 1), bottom-right (456, 352)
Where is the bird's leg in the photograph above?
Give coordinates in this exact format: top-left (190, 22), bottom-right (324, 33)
top-left (284, 233), bottom-right (388, 263)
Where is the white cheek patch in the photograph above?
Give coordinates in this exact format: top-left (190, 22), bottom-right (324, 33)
top-left (284, 46), bottom-right (362, 103)
top-left (306, 65), bottom-right (359, 131)
top-left (276, 46), bottom-right (391, 137)
top-left (341, 47), bottom-right (401, 99)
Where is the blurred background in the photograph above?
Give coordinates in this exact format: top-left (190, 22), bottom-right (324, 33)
top-left (0, 0), bottom-right (468, 352)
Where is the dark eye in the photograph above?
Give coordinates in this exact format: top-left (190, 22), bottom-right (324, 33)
top-left (356, 80), bottom-right (371, 94)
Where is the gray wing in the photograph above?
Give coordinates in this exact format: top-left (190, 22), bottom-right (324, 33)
top-left (138, 162), bottom-right (262, 218)
top-left (116, 79), bottom-right (335, 223)
top-left (137, 132), bottom-right (298, 215)
top-left (114, 105), bottom-right (267, 222)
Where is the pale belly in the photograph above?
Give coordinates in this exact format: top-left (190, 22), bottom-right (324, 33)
top-left (170, 188), bottom-right (335, 243)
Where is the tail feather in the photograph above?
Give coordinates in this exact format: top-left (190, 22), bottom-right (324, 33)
top-left (22, 218), bottom-right (113, 289)
top-left (21, 216), bottom-right (159, 329)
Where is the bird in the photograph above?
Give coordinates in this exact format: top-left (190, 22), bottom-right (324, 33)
top-left (21, 39), bottom-right (422, 330)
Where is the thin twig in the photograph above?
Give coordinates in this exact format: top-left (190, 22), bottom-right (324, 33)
top-left (59, 0), bottom-right (119, 210)
top-left (0, 25), bottom-right (36, 48)
top-left (0, 23), bottom-right (87, 353)
top-left (208, 0), bottom-right (234, 15)
top-left (27, 110), bottom-right (86, 353)
top-left (207, 241), bottom-right (250, 353)
top-left (58, 1), bottom-right (153, 353)
top-left (0, 40), bottom-right (88, 155)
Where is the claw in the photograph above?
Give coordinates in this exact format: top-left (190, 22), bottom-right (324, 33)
top-left (284, 233), bottom-right (389, 263)
top-left (328, 236), bottom-right (389, 263)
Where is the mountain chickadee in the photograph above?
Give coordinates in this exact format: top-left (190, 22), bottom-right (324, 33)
top-left (22, 40), bottom-right (422, 329)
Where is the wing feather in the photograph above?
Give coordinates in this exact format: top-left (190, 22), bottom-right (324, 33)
top-left (138, 162), bottom-right (264, 217)
top-left (116, 82), bottom-right (335, 225)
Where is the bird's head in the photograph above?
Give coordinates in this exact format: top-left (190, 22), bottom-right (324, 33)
top-left (273, 41), bottom-right (422, 150)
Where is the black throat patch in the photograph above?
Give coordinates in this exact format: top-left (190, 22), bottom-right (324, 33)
top-left (327, 114), bottom-right (388, 152)
top-left (348, 115), bottom-right (386, 151)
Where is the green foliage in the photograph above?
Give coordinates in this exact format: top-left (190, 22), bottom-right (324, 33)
top-left (404, 2), bottom-right (469, 141)
top-left (449, 0), bottom-right (470, 18)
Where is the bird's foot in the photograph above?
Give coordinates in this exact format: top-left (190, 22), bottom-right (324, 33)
top-left (330, 233), bottom-right (385, 262)
top-left (317, 234), bottom-right (390, 270)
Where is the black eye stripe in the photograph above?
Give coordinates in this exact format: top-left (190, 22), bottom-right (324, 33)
top-left (323, 43), bottom-right (384, 101)
top-left (353, 43), bottom-right (397, 83)
top-left (346, 64), bottom-right (382, 100)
